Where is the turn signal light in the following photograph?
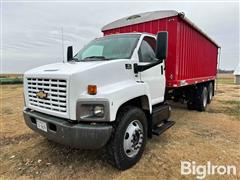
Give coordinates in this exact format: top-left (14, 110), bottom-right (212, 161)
top-left (88, 85), bottom-right (97, 95)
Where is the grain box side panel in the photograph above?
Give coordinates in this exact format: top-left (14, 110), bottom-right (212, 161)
top-left (174, 18), bottom-right (218, 86)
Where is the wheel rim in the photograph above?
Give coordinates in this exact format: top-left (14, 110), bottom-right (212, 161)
top-left (203, 88), bottom-right (208, 107)
top-left (209, 85), bottom-right (213, 100)
top-left (123, 120), bottom-right (144, 158)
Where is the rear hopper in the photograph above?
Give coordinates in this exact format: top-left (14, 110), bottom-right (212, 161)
top-left (102, 10), bottom-right (220, 88)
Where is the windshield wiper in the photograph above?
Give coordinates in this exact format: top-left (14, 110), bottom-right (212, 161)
top-left (83, 56), bottom-right (110, 60)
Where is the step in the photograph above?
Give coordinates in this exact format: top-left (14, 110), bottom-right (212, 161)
top-left (152, 120), bottom-right (175, 136)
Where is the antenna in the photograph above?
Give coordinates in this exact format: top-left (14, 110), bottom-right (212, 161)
top-left (61, 27), bottom-right (64, 63)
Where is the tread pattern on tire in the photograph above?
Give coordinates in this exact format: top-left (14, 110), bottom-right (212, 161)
top-left (195, 86), bottom-right (208, 112)
top-left (207, 82), bottom-right (213, 104)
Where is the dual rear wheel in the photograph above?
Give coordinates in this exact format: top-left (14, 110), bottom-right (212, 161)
top-left (187, 82), bottom-right (214, 111)
top-left (207, 82), bottom-right (213, 103)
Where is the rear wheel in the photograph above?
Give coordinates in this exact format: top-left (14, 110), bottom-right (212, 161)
top-left (187, 101), bottom-right (195, 110)
top-left (186, 88), bottom-right (196, 110)
top-left (207, 82), bottom-right (213, 104)
top-left (107, 106), bottom-right (147, 170)
top-left (195, 86), bottom-right (208, 112)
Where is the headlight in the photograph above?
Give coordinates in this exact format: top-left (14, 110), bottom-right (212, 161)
top-left (76, 100), bottom-right (110, 121)
top-left (80, 104), bottom-right (105, 119)
top-left (94, 105), bottom-right (104, 117)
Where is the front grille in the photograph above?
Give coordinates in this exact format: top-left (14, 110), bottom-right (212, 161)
top-left (27, 78), bottom-right (67, 113)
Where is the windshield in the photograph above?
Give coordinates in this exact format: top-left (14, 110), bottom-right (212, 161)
top-left (73, 34), bottom-right (140, 61)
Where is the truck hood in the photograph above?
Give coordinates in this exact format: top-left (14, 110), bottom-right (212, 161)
top-left (24, 61), bottom-right (104, 77)
top-left (24, 59), bottom-right (136, 120)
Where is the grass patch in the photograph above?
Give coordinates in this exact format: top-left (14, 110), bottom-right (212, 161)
top-left (216, 78), bottom-right (234, 85)
top-left (220, 100), bottom-right (240, 105)
top-left (0, 78), bottom-right (23, 85)
top-left (2, 107), bottom-right (14, 115)
top-left (208, 100), bottom-right (240, 119)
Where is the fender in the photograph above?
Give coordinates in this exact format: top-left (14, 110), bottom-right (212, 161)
top-left (98, 80), bottom-right (152, 121)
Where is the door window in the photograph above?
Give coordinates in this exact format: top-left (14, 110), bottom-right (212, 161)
top-left (138, 36), bottom-right (156, 62)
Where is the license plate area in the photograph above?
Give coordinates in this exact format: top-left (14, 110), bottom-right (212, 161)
top-left (36, 119), bottom-right (47, 132)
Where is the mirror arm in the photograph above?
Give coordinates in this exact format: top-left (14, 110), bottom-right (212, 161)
top-left (67, 46), bottom-right (73, 62)
top-left (134, 59), bottom-right (163, 73)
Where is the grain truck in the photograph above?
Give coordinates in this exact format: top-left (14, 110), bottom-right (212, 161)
top-left (23, 10), bottom-right (219, 170)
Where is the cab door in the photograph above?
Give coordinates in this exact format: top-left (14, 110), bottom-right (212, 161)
top-left (138, 36), bottom-right (166, 105)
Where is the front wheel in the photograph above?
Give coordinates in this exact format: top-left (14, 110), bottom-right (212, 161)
top-left (107, 106), bottom-right (147, 170)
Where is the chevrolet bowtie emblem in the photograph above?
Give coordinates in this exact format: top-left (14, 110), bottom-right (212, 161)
top-left (36, 91), bottom-right (48, 99)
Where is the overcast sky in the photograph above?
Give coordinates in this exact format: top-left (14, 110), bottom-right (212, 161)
top-left (1, 1), bottom-right (239, 73)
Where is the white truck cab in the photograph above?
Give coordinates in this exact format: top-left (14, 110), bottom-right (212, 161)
top-left (23, 32), bottom-right (174, 170)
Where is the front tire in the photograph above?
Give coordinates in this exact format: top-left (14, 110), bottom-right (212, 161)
top-left (107, 106), bottom-right (147, 170)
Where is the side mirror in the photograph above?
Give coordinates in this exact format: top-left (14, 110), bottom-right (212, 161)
top-left (67, 46), bottom-right (73, 61)
top-left (156, 31), bottom-right (168, 60)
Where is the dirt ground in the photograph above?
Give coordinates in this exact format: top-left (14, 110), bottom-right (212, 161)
top-left (0, 74), bottom-right (239, 179)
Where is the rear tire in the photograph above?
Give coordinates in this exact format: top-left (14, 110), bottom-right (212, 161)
top-left (187, 101), bottom-right (195, 110)
top-left (207, 82), bottom-right (213, 104)
top-left (195, 86), bottom-right (208, 112)
top-left (107, 106), bottom-right (147, 170)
